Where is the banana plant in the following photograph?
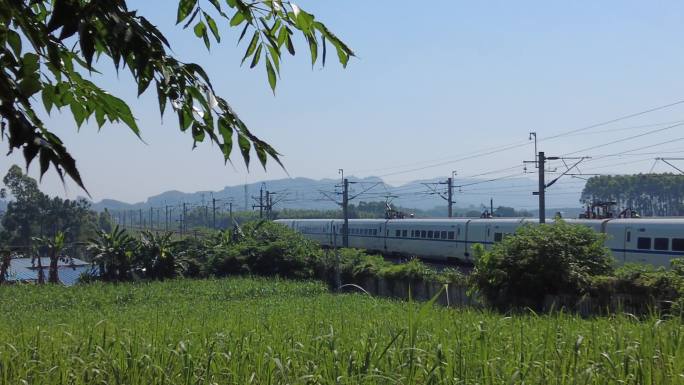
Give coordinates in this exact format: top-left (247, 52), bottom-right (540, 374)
top-left (32, 231), bottom-right (66, 284)
top-left (87, 226), bottom-right (137, 281)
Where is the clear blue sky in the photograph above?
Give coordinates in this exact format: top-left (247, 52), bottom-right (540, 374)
top-left (3, 0), bottom-right (684, 205)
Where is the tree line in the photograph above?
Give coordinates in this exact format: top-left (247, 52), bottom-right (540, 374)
top-left (0, 165), bottom-right (114, 283)
top-left (581, 174), bottom-right (684, 216)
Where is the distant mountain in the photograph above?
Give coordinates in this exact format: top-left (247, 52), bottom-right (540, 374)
top-left (90, 175), bottom-right (585, 214)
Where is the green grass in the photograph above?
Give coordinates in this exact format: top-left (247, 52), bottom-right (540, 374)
top-left (0, 278), bottom-right (683, 384)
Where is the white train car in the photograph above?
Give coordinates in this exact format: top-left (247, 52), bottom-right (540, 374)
top-left (604, 219), bottom-right (684, 267)
top-left (385, 219), bottom-right (468, 261)
top-left (275, 217), bottom-right (684, 268)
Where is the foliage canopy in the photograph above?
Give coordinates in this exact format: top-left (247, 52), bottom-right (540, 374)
top-left (0, 0), bottom-right (353, 191)
top-left (471, 220), bottom-right (614, 310)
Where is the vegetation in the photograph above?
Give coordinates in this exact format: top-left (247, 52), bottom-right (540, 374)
top-left (470, 220), bottom-right (614, 310)
top-left (582, 173), bottom-right (684, 216)
top-left (0, 165), bottom-right (110, 257)
top-left (588, 261), bottom-right (684, 313)
top-left (1, 278), bottom-right (683, 384)
top-left (1, 0), bottom-right (352, 190)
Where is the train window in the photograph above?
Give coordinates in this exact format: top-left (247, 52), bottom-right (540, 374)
top-left (673, 239), bottom-right (684, 251)
top-left (440, 231), bottom-right (447, 239)
top-left (494, 232), bottom-right (503, 242)
top-left (626, 231), bottom-right (631, 242)
top-left (421, 230), bottom-right (427, 238)
top-left (373, 229), bottom-right (378, 236)
top-left (447, 231), bottom-right (455, 240)
top-left (410, 230), bottom-right (415, 237)
top-left (427, 230), bottom-right (433, 238)
top-left (637, 237), bottom-right (651, 250)
top-left (402, 230), bottom-right (408, 237)
top-left (395, 230), bottom-right (401, 237)
top-left (654, 238), bottom-right (669, 251)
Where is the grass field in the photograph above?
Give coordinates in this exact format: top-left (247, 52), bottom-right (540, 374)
top-left (0, 278), bottom-right (683, 384)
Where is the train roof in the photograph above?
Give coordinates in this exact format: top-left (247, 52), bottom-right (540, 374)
top-left (605, 218), bottom-right (684, 225)
top-left (278, 218), bottom-right (684, 225)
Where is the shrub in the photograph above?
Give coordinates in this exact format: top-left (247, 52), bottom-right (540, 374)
top-left (470, 220), bottom-right (614, 310)
top-left (588, 260), bottom-right (684, 313)
top-left (207, 221), bottom-right (323, 279)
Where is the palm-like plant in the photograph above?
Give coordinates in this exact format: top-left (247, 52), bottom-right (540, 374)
top-left (33, 231), bottom-right (67, 284)
top-left (139, 231), bottom-right (177, 279)
top-left (87, 226), bottom-right (137, 281)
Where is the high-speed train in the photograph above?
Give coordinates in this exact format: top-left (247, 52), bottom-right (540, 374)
top-left (274, 218), bottom-right (684, 267)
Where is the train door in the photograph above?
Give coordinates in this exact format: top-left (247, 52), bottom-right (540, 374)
top-left (622, 226), bottom-right (631, 263)
top-left (457, 224), bottom-right (466, 258)
top-left (484, 224), bottom-right (493, 249)
top-left (383, 221), bottom-right (389, 253)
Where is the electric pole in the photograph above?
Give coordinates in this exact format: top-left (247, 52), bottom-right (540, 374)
top-left (342, 178), bottom-right (349, 247)
top-left (538, 151), bottom-right (546, 223)
top-left (228, 202), bottom-right (233, 226)
top-left (526, 151), bottom-right (588, 224)
top-left (265, 190), bottom-right (270, 219)
top-left (212, 197), bottom-right (216, 229)
top-left (320, 173), bottom-right (379, 249)
top-left (252, 185), bottom-right (268, 219)
top-left (490, 198), bottom-right (494, 217)
top-left (181, 202), bottom-right (187, 236)
top-left (447, 177), bottom-right (453, 218)
top-left (422, 174), bottom-right (455, 217)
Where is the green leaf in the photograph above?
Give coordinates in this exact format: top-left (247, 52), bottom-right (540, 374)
top-left (230, 11), bottom-right (245, 26)
top-left (41, 83), bottom-right (54, 114)
top-left (277, 25), bottom-right (287, 47)
top-left (18, 77), bottom-right (41, 98)
top-left (267, 45), bottom-right (280, 73)
top-left (307, 34), bottom-right (317, 67)
top-left (101, 94), bottom-right (140, 137)
top-left (155, 81), bottom-right (167, 119)
top-left (237, 132), bottom-right (251, 167)
top-left (191, 122), bottom-right (205, 142)
top-left (218, 117), bottom-right (233, 158)
top-left (237, 23), bottom-right (250, 44)
top-left (266, 58), bottom-right (276, 92)
top-left (204, 12), bottom-right (220, 42)
top-left (194, 21), bottom-right (206, 38)
top-left (95, 108), bottom-right (106, 128)
top-left (70, 101), bottom-right (86, 128)
top-left (255, 142), bottom-right (268, 168)
top-left (294, 9), bottom-right (314, 32)
top-left (7, 29), bottom-right (21, 57)
top-left (286, 33), bottom-right (295, 56)
top-left (241, 31), bottom-right (259, 65)
top-left (336, 45), bottom-right (349, 68)
top-left (250, 44), bottom-right (262, 68)
top-left (177, 0), bottom-right (198, 23)
top-left (187, 86), bottom-right (209, 111)
top-left (20, 53), bottom-right (40, 75)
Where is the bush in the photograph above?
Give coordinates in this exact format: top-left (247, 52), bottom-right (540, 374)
top-left (588, 261), bottom-right (684, 313)
top-left (470, 220), bottom-right (614, 310)
top-left (206, 221), bottom-right (323, 279)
